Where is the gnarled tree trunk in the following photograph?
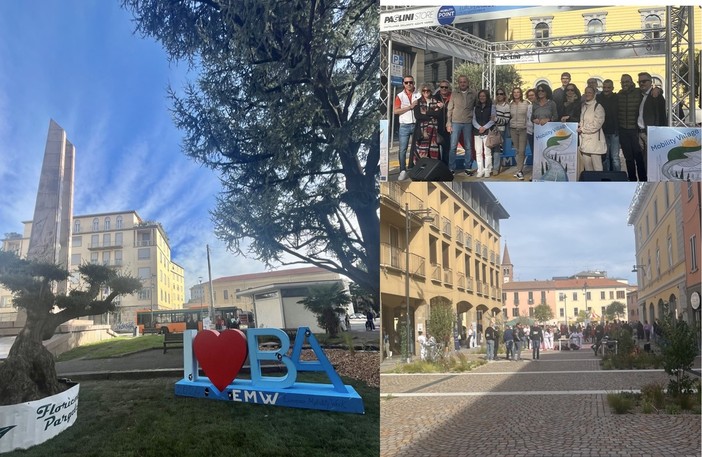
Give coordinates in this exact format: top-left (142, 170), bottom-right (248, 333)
top-left (0, 318), bottom-right (63, 405)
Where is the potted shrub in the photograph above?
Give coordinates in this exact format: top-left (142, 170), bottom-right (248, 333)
top-left (0, 251), bottom-right (141, 452)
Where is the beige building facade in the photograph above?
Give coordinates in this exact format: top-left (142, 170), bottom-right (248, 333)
top-left (628, 183), bottom-right (688, 324)
top-left (380, 182), bottom-right (509, 358)
top-left (1, 211), bottom-right (185, 325)
top-left (188, 267), bottom-right (344, 314)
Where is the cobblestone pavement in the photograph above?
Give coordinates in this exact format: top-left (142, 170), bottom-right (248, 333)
top-left (380, 349), bottom-right (701, 457)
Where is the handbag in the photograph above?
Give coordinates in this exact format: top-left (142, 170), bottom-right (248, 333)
top-left (486, 128), bottom-right (503, 149)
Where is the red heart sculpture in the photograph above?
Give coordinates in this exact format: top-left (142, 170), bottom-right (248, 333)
top-left (193, 329), bottom-right (248, 392)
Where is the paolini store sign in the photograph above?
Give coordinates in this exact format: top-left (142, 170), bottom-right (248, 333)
top-left (0, 384), bottom-right (80, 453)
top-left (381, 6), bottom-right (456, 31)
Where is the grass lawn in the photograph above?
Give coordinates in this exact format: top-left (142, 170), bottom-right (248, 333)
top-left (10, 373), bottom-right (379, 457)
top-left (56, 335), bottom-right (164, 361)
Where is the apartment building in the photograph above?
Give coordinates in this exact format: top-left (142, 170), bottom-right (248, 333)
top-left (380, 182), bottom-right (509, 357)
top-left (681, 182), bottom-right (701, 333)
top-left (628, 183), bottom-right (688, 324)
top-left (502, 267), bottom-right (631, 325)
top-left (188, 266), bottom-right (344, 314)
top-left (0, 211), bottom-right (185, 325)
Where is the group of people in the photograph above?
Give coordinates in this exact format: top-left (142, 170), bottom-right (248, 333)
top-left (394, 71), bottom-right (666, 181)
top-left (483, 322), bottom-right (546, 361)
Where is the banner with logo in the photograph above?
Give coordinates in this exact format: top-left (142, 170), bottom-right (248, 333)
top-left (380, 120), bottom-right (389, 182)
top-left (380, 6), bottom-right (456, 31)
top-left (532, 122), bottom-right (578, 182)
top-left (0, 383), bottom-right (79, 453)
top-left (646, 126), bottom-right (701, 182)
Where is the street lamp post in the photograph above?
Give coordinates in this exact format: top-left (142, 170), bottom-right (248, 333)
top-left (583, 281), bottom-right (588, 322)
top-left (404, 203), bottom-right (434, 363)
top-left (560, 293), bottom-right (568, 331)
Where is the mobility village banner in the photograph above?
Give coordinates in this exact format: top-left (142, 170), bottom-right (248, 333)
top-left (646, 126), bottom-right (701, 182)
top-left (532, 122), bottom-right (578, 182)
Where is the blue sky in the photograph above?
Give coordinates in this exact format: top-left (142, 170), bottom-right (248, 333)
top-left (487, 183), bottom-right (640, 285)
top-left (0, 1), bottom-right (272, 298)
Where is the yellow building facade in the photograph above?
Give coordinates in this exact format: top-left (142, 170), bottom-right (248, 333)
top-left (628, 183), bottom-right (687, 324)
top-left (0, 211), bottom-right (185, 325)
top-left (501, 6), bottom-right (696, 91)
top-left (380, 182), bottom-right (509, 358)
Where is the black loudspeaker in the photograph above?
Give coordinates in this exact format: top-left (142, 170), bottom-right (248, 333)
top-left (409, 158), bottom-right (454, 182)
top-left (579, 171), bottom-right (629, 182)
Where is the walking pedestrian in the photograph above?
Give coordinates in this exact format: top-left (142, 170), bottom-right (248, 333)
top-left (530, 324), bottom-right (544, 360)
top-left (485, 323), bottom-right (496, 361)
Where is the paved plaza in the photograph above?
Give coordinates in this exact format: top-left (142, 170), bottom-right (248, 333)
top-left (380, 348), bottom-right (701, 457)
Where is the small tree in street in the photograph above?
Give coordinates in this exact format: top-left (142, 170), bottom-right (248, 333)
top-left (0, 251), bottom-right (142, 405)
top-left (427, 298), bottom-right (455, 351)
top-left (533, 303), bottom-right (554, 323)
top-left (659, 315), bottom-right (698, 396)
top-left (298, 283), bottom-right (350, 338)
top-left (605, 301), bottom-right (626, 321)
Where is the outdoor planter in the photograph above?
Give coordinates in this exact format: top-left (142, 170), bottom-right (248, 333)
top-left (0, 381), bottom-right (79, 453)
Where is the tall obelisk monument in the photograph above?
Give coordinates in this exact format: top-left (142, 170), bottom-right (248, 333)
top-left (14, 120), bottom-right (75, 329)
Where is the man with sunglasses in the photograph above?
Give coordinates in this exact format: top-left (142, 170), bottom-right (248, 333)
top-left (446, 75), bottom-right (477, 175)
top-left (394, 75), bottom-right (421, 180)
top-left (617, 74), bottom-right (646, 181)
top-left (432, 80), bottom-right (452, 166)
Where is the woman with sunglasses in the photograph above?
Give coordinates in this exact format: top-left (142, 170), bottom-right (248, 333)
top-left (432, 80), bottom-right (452, 165)
top-left (472, 89), bottom-right (496, 178)
top-left (492, 88), bottom-right (511, 175)
top-left (559, 83), bottom-right (582, 123)
top-left (411, 84), bottom-right (444, 162)
top-left (531, 84), bottom-right (558, 126)
top-left (509, 87), bottom-right (529, 180)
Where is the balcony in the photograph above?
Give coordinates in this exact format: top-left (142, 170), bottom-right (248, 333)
top-left (465, 234), bottom-right (473, 250)
top-left (456, 272), bottom-right (465, 290)
top-left (88, 241), bottom-right (124, 250)
top-left (443, 267), bottom-right (453, 286)
top-left (466, 276), bottom-right (474, 292)
top-left (428, 209), bottom-right (440, 231)
top-left (135, 240), bottom-right (154, 247)
top-left (490, 251), bottom-right (495, 264)
top-left (456, 227), bottom-right (464, 245)
top-left (441, 217), bottom-right (451, 238)
top-left (475, 240), bottom-right (481, 254)
top-left (380, 182), bottom-right (403, 206)
top-left (380, 242), bottom-right (403, 270)
top-left (431, 263), bottom-right (441, 282)
top-left (482, 246), bottom-right (488, 259)
top-left (476, 281), bottom-right (482, 294)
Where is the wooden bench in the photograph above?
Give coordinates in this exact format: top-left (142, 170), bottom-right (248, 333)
top-left (163, 332), bottom-right (184, 353)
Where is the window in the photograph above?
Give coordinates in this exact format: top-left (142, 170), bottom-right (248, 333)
top-left (512, 307), bottom-right (520, 317)
top-left (600, 291), bottom-right (605, 300)
top-left (92, 218), bottom-right (99, 231)
top-left (691, 235), bottom-right (698, 271)
top-left (664, 185), bottom-right (670, 208)
top-left (534, 21), bottom-right (550, 47)
top-left (138, 248), bottom-right (151, 260)
top-left (91, 234), bottom-right (99, 248)
top-left (513, 292), bottom-right (519, 304)
top-left (529, 307), bottom-right (534, 317)
top-left (559, 294), bottom-right (564, 302)
top-left (667, 236), bottom-right (673, 269)
top-left (573, 307), bottom-right (579, 316)
top-left (646, 215), bottom-right (650, 237)
top-left (138, 267), bottom-right (151, 279)
top-left (688, 182), bottom-right (694, 200)
top-left (609, 291), bottom-right (614, 300)
top-left (586, 18), bottom-right (604, 43)
top-left (223, 290), bottom-right (229, 300)
top-left (115, 250), bottom-right (123, 266)
top-left (642, 12), bottom-right (662, 39)
top-left (104, 217), bottom-right (111, 231)
top-left (601, 306), bottom-right (606, 315)
top-left (72, 235), bottom-right (82, 247)
top-left (502, 308), bottom-right (508, 319)
top-left (102, 252), bottom-right (110, 265)
top-left (71, 253), bottom-right (81, 265)
top-left (559, 308), bottom-right (564, 317)
top-left (103, 233), bottom-right (111, 247)
top-left (74, 220), bottom-right (80, 233)
top-left (540, 291), bottom-right (546, 304)
top-left (502, 292), bottom-right (507, 302)
top-left (586, 291), bottom-right (591, 300)
top-left (528, 291), bottom-right (534, 303)
top-left (572, 292), bottom-right (578, 301)
top-left (138, 288), bottom-right (152, 300)
top-left (656, 248), bottom-right (660, 276)
top-left (616, 291), bottom-right (625, 299)
top-left (115, 232), bottom-right (123, 246)
top-left (90, 252), bottom-right (98, 264)
top-left (116, 216), bottom-right (123, 229)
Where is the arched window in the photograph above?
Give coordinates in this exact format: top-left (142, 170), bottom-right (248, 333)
top-left (74, 220), bottom-right (80, 233)
top-left (116, 216), bottom-right (123, 229)
top-left (644, 14), bottom-right (662, 39)
top-left (535, 22), bottom-right (549, 47)
top-left (92, 218), bottom-right (99, 231)
top-left (104, 217), bottom-right (111, 231)
top-left (587, 19), bottom-right (604, 43)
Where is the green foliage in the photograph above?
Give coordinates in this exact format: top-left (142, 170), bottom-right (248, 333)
top-left (605, 301), bottom-right (625, 320)
top-left (392, 353), bottom-right (486, 373)
top-left (297, 283), bottom-right (350, 338)
top-left (121, 0), bottom-right (380, 295)
top-left (349, 282), bottom-right (377, 313)
top-left (452, 62), bottom-right (522, 93)
top-left (427, 298), bottom-right (456, 350)
top-left (659, 316), bottom-right (698, 396)
top-left (665, 403), bottom-right (682, 415)
top-left (641, 382), bottom-right (666, 410)
top-left (641, 401), bottom-right (654, 414)
top-left (533, 303), bottom-right (554, 323)
top-left (607, 392), bottom-right (635, 414)
top-left (576, 310), bottom-right (588, 323)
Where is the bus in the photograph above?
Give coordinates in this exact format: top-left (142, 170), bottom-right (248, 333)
top-left (136, 306), bottom-right (255, 334)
